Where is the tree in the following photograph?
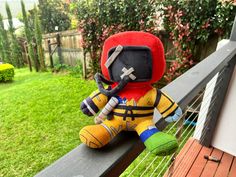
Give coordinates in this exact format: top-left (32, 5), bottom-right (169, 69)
top-left (0, 31), bottom-right (5, 62)
top-left (0, 15), bottom-right (6, 62)
top-left (34, 6), bottom-right (46, 70)
top-left (5, 3), bottom-right (23, 68)
top-left (21, 0), bottom-right (39, 71)
top-left (38, 0), bottom-right (71, 33)
top-left (18, 0), bottom-right (71, 34)
top-left (0, 14), bottom-right (11, 63)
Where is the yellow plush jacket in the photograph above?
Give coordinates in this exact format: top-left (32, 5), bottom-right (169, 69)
top-left (89, 88), bottom-right (178, 120)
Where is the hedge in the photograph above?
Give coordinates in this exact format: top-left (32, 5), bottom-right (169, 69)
top-left (0, 63), bottom-right (14, 82)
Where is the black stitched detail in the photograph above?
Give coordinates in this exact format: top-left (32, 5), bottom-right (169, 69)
top-left (122, 109), bottom-right (135, 121)
top-left (123, 109), bottom-right (128, 121)
top-left (83, 129), bottom-right (103, 147)
top-left (116, 105), bottom-right (154, 110)
top-left (91, 92), bottom-right (101, 99)
top-left (162, 106), bottom-right (179, 118)
top-left (154, 89), bottom-right (162, 107)
top-left (162, 92), bottom-right (174, 104)
top-left (115, 104), bottom-right (154, 121)
top-left (160, 102), bottom-right (175, 115)
top-left (113, 112), bottom-right (153, 118)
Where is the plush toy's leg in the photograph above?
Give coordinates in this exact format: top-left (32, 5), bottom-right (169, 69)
top-left (79, 118), bottom-right (124, 148)
top-left (135, 120), bottom-right (178, 156)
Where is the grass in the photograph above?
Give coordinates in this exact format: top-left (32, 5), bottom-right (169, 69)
top-left (0, 68), bottom-right (194, 177)
top-left (0, 68), bottom-right (96, 177)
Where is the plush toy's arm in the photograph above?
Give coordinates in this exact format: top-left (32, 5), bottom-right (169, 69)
top-left (155, 90), bottom-right (182, 123)
top-left (80, 89), bottom-right (108, 116)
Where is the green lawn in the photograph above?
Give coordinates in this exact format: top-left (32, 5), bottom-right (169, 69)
top-left (0, 68), bottom-right (96, 177)
top-left (0, 68), bottom-right (194, 177)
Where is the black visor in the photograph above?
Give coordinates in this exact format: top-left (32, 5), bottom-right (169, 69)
top-left (108, 46), bottom-right (152, 82)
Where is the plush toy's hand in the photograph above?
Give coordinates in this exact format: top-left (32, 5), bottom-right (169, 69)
top-left (80, 98), bottom-right (99, 116)
top-left (165, 107), bottom-right (182, 123)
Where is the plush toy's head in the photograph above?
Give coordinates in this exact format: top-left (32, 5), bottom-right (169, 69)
top-left (101, 31), bottom-right (166, 85)
top-left (94, 31), bottom-right (166, 97)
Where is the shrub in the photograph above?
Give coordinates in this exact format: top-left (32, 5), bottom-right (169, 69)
top-left (68, 61), bottom-right (83, 78)
top-left (160, 0), bottom-right (236, 82)
top-left (52, 62), bottom-right (83, 78)
top-left (73, 0), bottom-right (236, 82)
top-left (0, 63), bottom-right (14, 82)
top-left (74, 0), bottom-right (157, 75)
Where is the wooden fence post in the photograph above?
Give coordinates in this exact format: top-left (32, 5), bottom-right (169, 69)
top-left (56, 33), bottom-right (63, 65)
top-left (83, 50), bottom-right (87, 79)
top-left (47, 39), bottom-right (54, 68)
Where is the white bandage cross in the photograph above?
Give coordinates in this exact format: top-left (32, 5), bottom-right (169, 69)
top-left (120, 67), bottom-right (136, 80)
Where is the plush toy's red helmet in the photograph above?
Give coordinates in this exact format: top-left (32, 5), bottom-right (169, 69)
top-left (94, 31), bottom-right (166, 97)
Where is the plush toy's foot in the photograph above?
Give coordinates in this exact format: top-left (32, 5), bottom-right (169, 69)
top-left (79, 124), bottom-right (111, 148)
top-left (144, 132), bottom-right (178, 156)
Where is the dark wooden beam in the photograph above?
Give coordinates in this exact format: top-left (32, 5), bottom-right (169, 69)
top-left (35, 132), bottom-right (144, 177)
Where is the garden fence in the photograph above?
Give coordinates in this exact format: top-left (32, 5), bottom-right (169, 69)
top-left (42, 30), bottom-right (83, 67)
top-left (41, 30), bottom-right (219, 78)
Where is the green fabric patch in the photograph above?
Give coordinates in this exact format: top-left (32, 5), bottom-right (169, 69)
top-left (144, 132), bottom-right (178, 156)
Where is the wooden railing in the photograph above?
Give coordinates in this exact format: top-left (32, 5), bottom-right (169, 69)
top-left (35, 16), bottom-right (236, 177)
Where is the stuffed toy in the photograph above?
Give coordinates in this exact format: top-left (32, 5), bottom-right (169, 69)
top-left (79, 31), bottom-right (182, 155)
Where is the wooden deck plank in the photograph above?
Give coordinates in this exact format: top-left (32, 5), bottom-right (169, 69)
top-left (164, 138), bottom-right (236, 177)
top-left (171, 139), bottom-right (202, 177)
top-left (229, 157), bottom-right (236, 177)
top-left (214, 152), bottom-right (234, 177)
top-left (171, 138), bottom-right (196, 166)
top-left (186, 146), bottom-right (213, 177)
top-left (164, 138), bottom-right (196, 177)
top-left (200, 148), bottom-right (223, 177)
